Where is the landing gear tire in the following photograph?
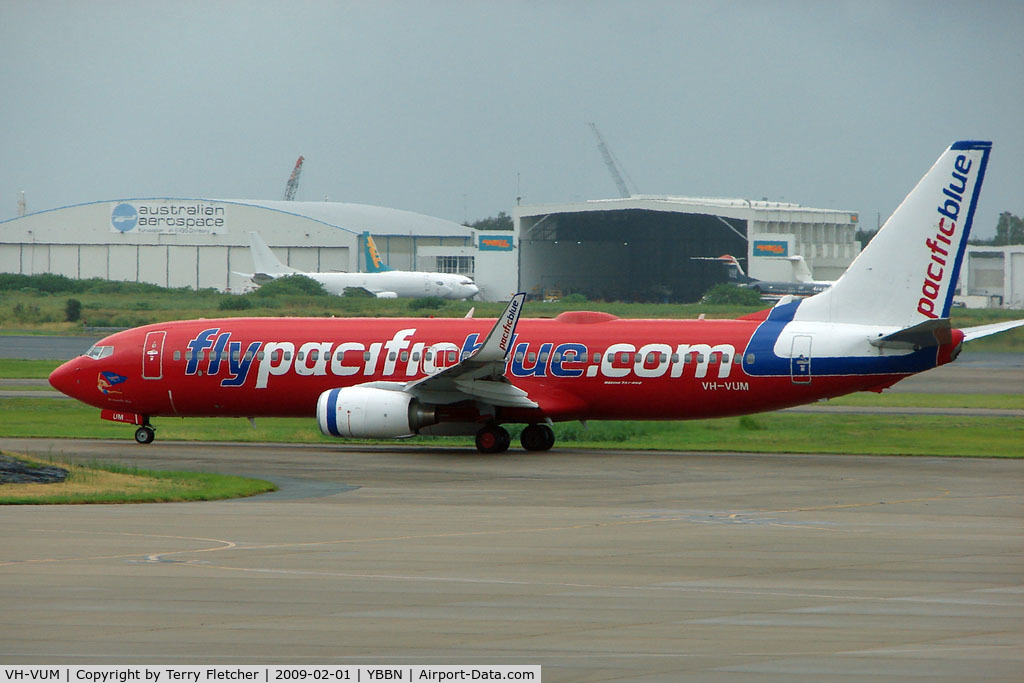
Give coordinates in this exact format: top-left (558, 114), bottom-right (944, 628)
top-left (134, 426), bottom-right (156, 444)
top-left (520, 423), bottom-right (555, 451)
top-left (475, 425), bottom-right (511, 454)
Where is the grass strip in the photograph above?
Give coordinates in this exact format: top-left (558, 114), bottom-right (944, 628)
top-left (0, 359), bottom-right (62, 379)
top-left (0, 451), bottom-right (276, 505)
top-left (0, 398), bottom-right (1019, 458)
top-left (826, 392), bottom-right (1024, 410)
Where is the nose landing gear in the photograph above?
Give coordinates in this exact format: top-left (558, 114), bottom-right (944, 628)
top-left (134, 422), bottom-right (156, 444)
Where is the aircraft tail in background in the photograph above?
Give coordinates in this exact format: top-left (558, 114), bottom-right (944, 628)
top-left (248, 231), bottom-right (299, 277)
top-left (363, 232), bottom-right (392, 273)
top-left (796, 141), bottom-right (992, 327)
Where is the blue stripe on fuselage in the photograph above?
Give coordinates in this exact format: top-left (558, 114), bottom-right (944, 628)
top-left (741, 300), bottom-right (938, 377)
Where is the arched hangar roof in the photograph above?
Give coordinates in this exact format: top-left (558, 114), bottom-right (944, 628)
top-left (1, 197), bottom-right (475, 239)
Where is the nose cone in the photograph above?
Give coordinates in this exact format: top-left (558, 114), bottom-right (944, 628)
top-left (463, 283), bottom-right (480, 299)
top-left (49, 359), bottom-right (83, 398)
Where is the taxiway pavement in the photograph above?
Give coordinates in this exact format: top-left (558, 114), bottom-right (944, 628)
top-left (1, 438), bottom-right (1021, 680)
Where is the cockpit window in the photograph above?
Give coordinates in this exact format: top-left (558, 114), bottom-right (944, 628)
top-left (85, 345), bottom-right (114, 360)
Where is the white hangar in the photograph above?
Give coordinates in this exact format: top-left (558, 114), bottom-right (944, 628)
top-left (513, 196), bottom-right (861, 302)
top-left (958, 245), bottom-right (1024, 310)
top-left (0, 198), bottom-right (491, 295)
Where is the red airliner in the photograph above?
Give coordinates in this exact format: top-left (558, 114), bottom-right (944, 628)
top-left (50, 141), bottom-right (1023, 452)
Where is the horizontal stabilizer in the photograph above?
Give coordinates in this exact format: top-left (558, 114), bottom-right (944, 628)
top-left (869, 319), bottom-right (952, 350)
top-left (961, 319), bottom-right (1024, 342)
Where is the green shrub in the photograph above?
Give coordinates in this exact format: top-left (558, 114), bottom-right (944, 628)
top-left (65, 298), bottom-right (82, 322)
top-left (12, 303), bottom-right (50, 323)
top-left (409, 296), bottom-right (445, 310)
top-left (252, 275), bottom-right (326, 297)
top-left (218, 296), bottom-right (253, 311)
top-left (701, 283), bottom-right (763, 306)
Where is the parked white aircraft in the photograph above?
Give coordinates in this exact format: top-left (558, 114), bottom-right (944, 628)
top-left (242, 231), bottom-right (479, 300)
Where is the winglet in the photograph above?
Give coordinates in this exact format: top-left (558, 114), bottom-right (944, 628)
top-left (470, 293), bottom-right (526, 362)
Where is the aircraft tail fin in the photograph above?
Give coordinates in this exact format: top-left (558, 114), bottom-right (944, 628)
top-left (248, 231), bottom-right (298, 277)
top-left (797, 141), bottom-right (991, 327)
top-left (786, 256), bottom-right (815, 283)
top-left (363, 232), bottom-right (392, 273)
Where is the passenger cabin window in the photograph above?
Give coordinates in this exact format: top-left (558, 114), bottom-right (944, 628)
top-left (173, 350), bottom-right (181, 361)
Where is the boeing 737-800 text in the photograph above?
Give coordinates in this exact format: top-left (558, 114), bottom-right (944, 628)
top-left (49, 141), bottom-right (1023, 452)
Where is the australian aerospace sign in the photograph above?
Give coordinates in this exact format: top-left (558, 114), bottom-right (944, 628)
top-left (110, 201), bottom-right (227, 235)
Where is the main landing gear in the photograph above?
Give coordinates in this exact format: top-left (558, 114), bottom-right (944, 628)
top-left (520, 423), bottom-right (555, 452)
top-left (474, 423), bottom-right (555, 453)
top-left (475, 424), bottom-right (511, 454)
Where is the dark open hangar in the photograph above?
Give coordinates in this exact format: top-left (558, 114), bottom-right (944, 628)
top-left (513, 196), bottom-right (861, 302)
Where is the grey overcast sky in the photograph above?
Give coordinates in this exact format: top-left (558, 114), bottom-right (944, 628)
top-left (1, 0), bottom-right (1021, 237)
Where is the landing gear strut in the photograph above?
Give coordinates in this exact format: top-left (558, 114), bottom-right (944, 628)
top-left (475, 424), bottom-right (511, 454)
top-left (520, 423), bottom-right (555, 451)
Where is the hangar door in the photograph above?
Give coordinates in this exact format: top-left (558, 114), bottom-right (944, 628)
top-left (519, 209), bottom-right (747, 303)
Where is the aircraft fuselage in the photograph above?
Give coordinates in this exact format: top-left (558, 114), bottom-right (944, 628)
top-left (50, 311), bottom-right (963, 425)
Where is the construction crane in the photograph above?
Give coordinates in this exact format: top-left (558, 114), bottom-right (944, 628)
top-left (283, 155), bottom-right (305, 201)
top-left (587, 123), bottom-right (636, 198)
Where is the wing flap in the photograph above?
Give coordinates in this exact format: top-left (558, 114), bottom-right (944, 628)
top-left (452, 377), bottom-right (538, 408)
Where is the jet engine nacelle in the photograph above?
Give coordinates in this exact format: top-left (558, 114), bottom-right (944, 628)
top-left (316, 386), bottom-right (437, 438)
top-left (374, 291), bottom-right (398, 299)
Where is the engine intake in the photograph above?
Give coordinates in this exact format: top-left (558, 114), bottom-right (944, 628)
top-left (317, 386), bottom-right (438, 438)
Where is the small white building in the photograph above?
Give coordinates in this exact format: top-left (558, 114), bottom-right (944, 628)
top-left (958, 245), bottom-right (1024, 309)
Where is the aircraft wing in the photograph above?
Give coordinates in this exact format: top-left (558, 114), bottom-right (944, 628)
top-left (404, 293), bottom-right (536, 408)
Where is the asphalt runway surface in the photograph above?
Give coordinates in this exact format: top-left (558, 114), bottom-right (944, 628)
top-left (1, 438), bottom-right (1022, 680)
